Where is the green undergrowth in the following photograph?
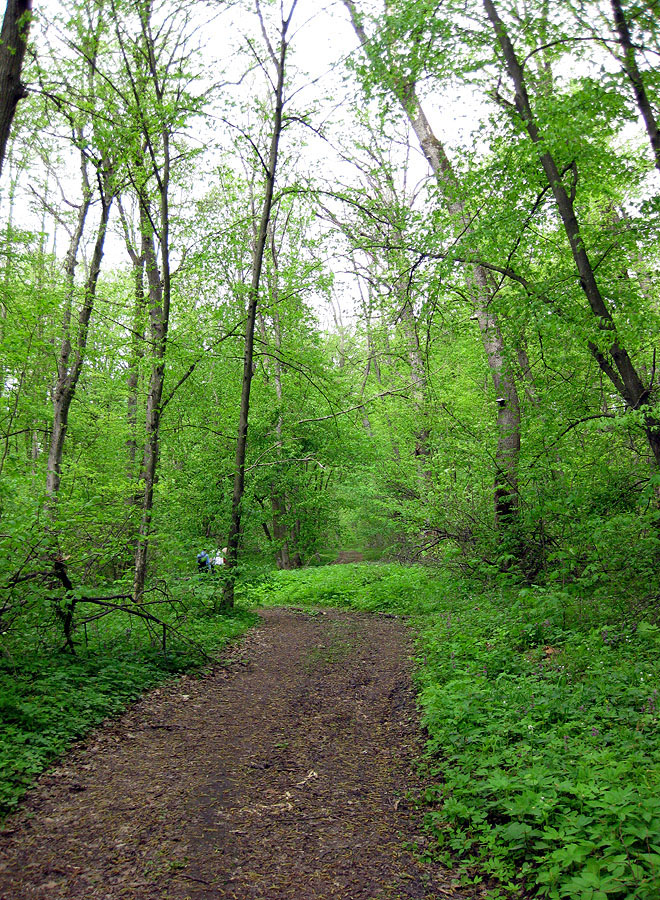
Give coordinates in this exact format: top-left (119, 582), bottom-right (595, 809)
top-left (245, 563), bottom-right (660, 900)
top-left (0, 587), bottom-right (255, 819)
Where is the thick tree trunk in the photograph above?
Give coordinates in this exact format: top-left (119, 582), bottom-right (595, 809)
top-left (483, 0), bottom-right (660, 469)
top-left (222, 9), bottom-right (293, 607)
top-left (0, 0), bottom-right (32, 179)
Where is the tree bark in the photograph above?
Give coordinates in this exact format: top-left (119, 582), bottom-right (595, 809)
top-left (222, 2), bottom-right (295, 606)
top-left (343, 0), bottom-right (521, 524)
top-left (610, 0), bottom-right (660, 173)
top-left (0, 0), bottom-right (32, 179)
top-left (483, 0), bottom-right (660, 468)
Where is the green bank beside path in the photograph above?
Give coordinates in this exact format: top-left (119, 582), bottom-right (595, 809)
top-left (246, 563), bottom-right (660, 900)
top-left (0, 586), bottom-right (256, 818)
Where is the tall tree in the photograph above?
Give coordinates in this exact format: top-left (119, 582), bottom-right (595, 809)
top-left (222, 0), bottom-right (297, 606)
top-left (103, 0), bottom-right (204, 599)
top-left (342, 0), bottom-right (522, 528)
top-left (482, 0), bottom-right (660, 469)
top-left (39, 4), bottom-right (116, 518)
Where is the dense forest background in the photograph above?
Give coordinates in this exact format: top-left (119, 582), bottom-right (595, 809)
top-left (1, 0), bottom-right (660, 896)
top-left (1, 0), bottom-right (660, 599)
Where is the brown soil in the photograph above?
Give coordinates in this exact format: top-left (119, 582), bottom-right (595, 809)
top-left (0, 608), bottom-right (469, 900)
top-left (330, 552), bottom-right (364, 564)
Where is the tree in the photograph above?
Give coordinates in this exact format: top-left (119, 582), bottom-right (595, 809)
top-left (25, 2), bottom-right (119, 556)
top-left (222, 0), bottom-right (298, 606)
top-left (342, 0), bottom-right (523, 530)
top-left (482, 0), bottom-right (660, 470)
top-left (102, 0), bottom-right (206, 599)
top-left (0, 0), bottom-right (33, 178)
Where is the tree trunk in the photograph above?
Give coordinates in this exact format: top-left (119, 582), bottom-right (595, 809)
top-left (399, 295), bottom-right (432, 463)
top-left (46, 181), bottom-right (113, 505)
top-left (126, 252), bottom-right (146, 484)
top-left (271, 493), bottom-right (292, 569)
top-left (483, 0), bottom-right (660, 469)
top-left (0, 0), bottom-right (32, 179)
top-left (132, 195), bottom-right (170, 601)
top-left (222, 5), bottom-right (294, 607)
top-left (343, 0), bottom-right (521, 524)
top-left (257, 234), bottom-right (297, 570)
top-left (117, 198), bottom-right (146, 486)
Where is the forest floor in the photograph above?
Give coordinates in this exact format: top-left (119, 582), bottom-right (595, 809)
top-left (0, 607), bottom-right (475, 900)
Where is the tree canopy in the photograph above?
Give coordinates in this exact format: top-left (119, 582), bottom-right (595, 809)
top-left (1, 1), bottom-right (660, 895)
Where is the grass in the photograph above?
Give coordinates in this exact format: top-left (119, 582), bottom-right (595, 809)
top-left (244, 562), bottom-right (660, 900)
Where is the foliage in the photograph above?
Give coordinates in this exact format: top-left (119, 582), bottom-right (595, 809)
top-left (1, 0), bottom-right (660, 891)
top-left (248, 563), bottom-right (660, 899)
top-left (0, 587), bottom-right (256, 818)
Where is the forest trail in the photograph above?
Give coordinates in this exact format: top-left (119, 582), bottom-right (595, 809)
top-left (0, 608), bottom-right (470, 900)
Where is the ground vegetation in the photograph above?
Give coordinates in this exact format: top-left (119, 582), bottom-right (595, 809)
top-left (1, 0), bottom-right (659, 896)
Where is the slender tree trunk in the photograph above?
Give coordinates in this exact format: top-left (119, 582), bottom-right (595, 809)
top-left (117, 199), bottom-right (146, 486)
top-left (126, 252), bottom-right (146, 483)
top-left (610, 0), bottom-right (660, 173)
top-left (399, 295), bottom-right (432, 462)
top-left (110, 0), bottom-right (187, 601)
top-left (343, 0), bottom-right (521, 525)
top-left (0, 0), bottom-right (32, 179)
top-left (222, 5), bottom-right (294, 606)
top-left (405, 99), bottom-right (522, 520)
top-left (132, 194), bottom-right (170, 600)
top-left (290, 516), bottom-right (303, 568)
top-left (376, 324), bottom-right (401, 461)
top-left (257, 301), bottom-right (294, 570)
top-left (271, 493), bottom-right (291, 569)
top-left (483, 0), bottom-right (660, 468)
top-left (268, 310), bottom-right (295, 569)
top-left (48, 150), bottom-right (93, 472)
top-left (46, 181), bottom-right (113, 505)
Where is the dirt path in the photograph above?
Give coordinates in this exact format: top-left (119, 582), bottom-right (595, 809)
top-left (0, 608), bottom-right (467, 900)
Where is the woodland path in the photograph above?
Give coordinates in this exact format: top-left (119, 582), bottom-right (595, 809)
top-left (0, 608), bottom-right (470, 900)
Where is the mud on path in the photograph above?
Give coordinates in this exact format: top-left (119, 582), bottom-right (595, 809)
top-left (0, 608), bottom-right (467, 900)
